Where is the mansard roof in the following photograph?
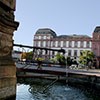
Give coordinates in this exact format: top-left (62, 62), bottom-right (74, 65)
top-left (35, 28), bottom-right (57, 37)
top-left (35, 28), bottom-right (91, 39)
top-left (94, 26), bottom-right (100, 33)
top-left (57, 34), bottom-right (91, 39)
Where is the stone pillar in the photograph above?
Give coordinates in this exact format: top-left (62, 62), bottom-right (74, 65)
top-left (0, 0), bottom-right (19, 99)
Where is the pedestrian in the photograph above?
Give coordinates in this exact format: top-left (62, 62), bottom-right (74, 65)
top-left (37, 57), bottom-right (42, 70)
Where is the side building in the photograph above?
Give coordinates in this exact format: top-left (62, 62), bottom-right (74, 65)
top-left (33, 28), bottom-right (92, 60)
top-left (92, 26), bottom-right (100, 68)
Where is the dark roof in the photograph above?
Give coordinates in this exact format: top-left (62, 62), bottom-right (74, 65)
top-left (35, 28), bottom-right (91, 39)
top-left (57, 35), bottom-right (70, 38)
top-left (94, 26), bottom-right (100, 33)
top-left (35, 28), bottom-right (57, 37)
top-left (57, 34), bottom-right (91, 39)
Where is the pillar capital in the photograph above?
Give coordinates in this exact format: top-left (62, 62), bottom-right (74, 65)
top-left (0, 0), bottom-right (19, 65)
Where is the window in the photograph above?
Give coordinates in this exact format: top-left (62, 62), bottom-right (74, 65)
top-left (66, 41), bottom-right (68, 47)
top-left (34, 36), bottom-right (38, 39)
top-left (58, 41), bottom-right (61, 47)
top-left (53, 41), bottom-right (55, 47)
top-left (74, 50), bottom-right (77, 56)
top-left (74, 41), bottom-right (78, 47)
top-left (38, 41), bottom-right (41, 47)
top-left (36, 41), bottom-right (38, 47)
top-left (41, 41), bottom-right (43, 47)
top-left (80, 41), bottom-right (83, 47)
top-left (61, 41), bottom-right (63, 47)
top-left (43, 36), bottom-right (46, 39)
top-left (51, 41), bottom-right (53, 47)
top-left (68, 50), bottom-right (71, 56)
top-left (47, 36), bottom-right (50, 39)
top-left (63, 41), bottom-right (66, 47)
top-left (86, 41), bottom-right (90, 48)
top-left (43, 41), bottom-right (46, 47)
top-left (46, 41), bottom-right (50, 47)
top-left (38, 36), bottom-right (41, 39)
top-left (69, 41), bottom-right (72, 47)
top-left (55, 41), bottom-right (58, 47)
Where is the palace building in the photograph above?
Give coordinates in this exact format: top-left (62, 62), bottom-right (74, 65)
top-left (33, 27), bottom-right (100, 68)
top-left (33, 28), bottom-right (92, 59)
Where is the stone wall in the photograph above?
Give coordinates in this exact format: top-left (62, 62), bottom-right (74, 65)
top-left (67, 73), bottom-right (100, 92)
top-left (0, 0), bottom-right (19, 99)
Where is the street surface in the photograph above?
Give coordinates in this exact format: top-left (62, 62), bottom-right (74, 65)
top-left (16, 62), bottom-right (100, 77)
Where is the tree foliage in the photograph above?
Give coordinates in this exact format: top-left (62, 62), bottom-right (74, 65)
top-left (21, 52), bottom-right (26, 59)
top-left (26, 51), bottom-right (33, 60)
top-left (21, 51), bottom-right (33, 60)
top-left (50, 58), bottom-right (57, 63)
top-left (79, 50), bottom-right (95, 66)
top-left (66, 56), bottom-right (72, 66)
top-left (55, 53), bottom-right (66, 65)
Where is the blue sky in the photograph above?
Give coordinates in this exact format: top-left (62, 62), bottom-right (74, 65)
top-left (14, 0), bottom-right (100, 46)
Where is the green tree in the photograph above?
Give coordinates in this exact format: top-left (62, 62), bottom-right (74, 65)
top-left (26, 51), bottom-right (33, 60)
top-left (21, 52), bottom-right (27, 59)
top-left (55, 53), bottom-right (66, 65)
top-left (66, 56), bottom-right (72, 68)
top-left (50, 58), bottom-right (57, 63)
top-left (79, 50), bottom-right (95, 66)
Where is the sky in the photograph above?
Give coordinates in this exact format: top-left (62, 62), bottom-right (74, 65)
top-left (14, 0), bottom-right (100, 46)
